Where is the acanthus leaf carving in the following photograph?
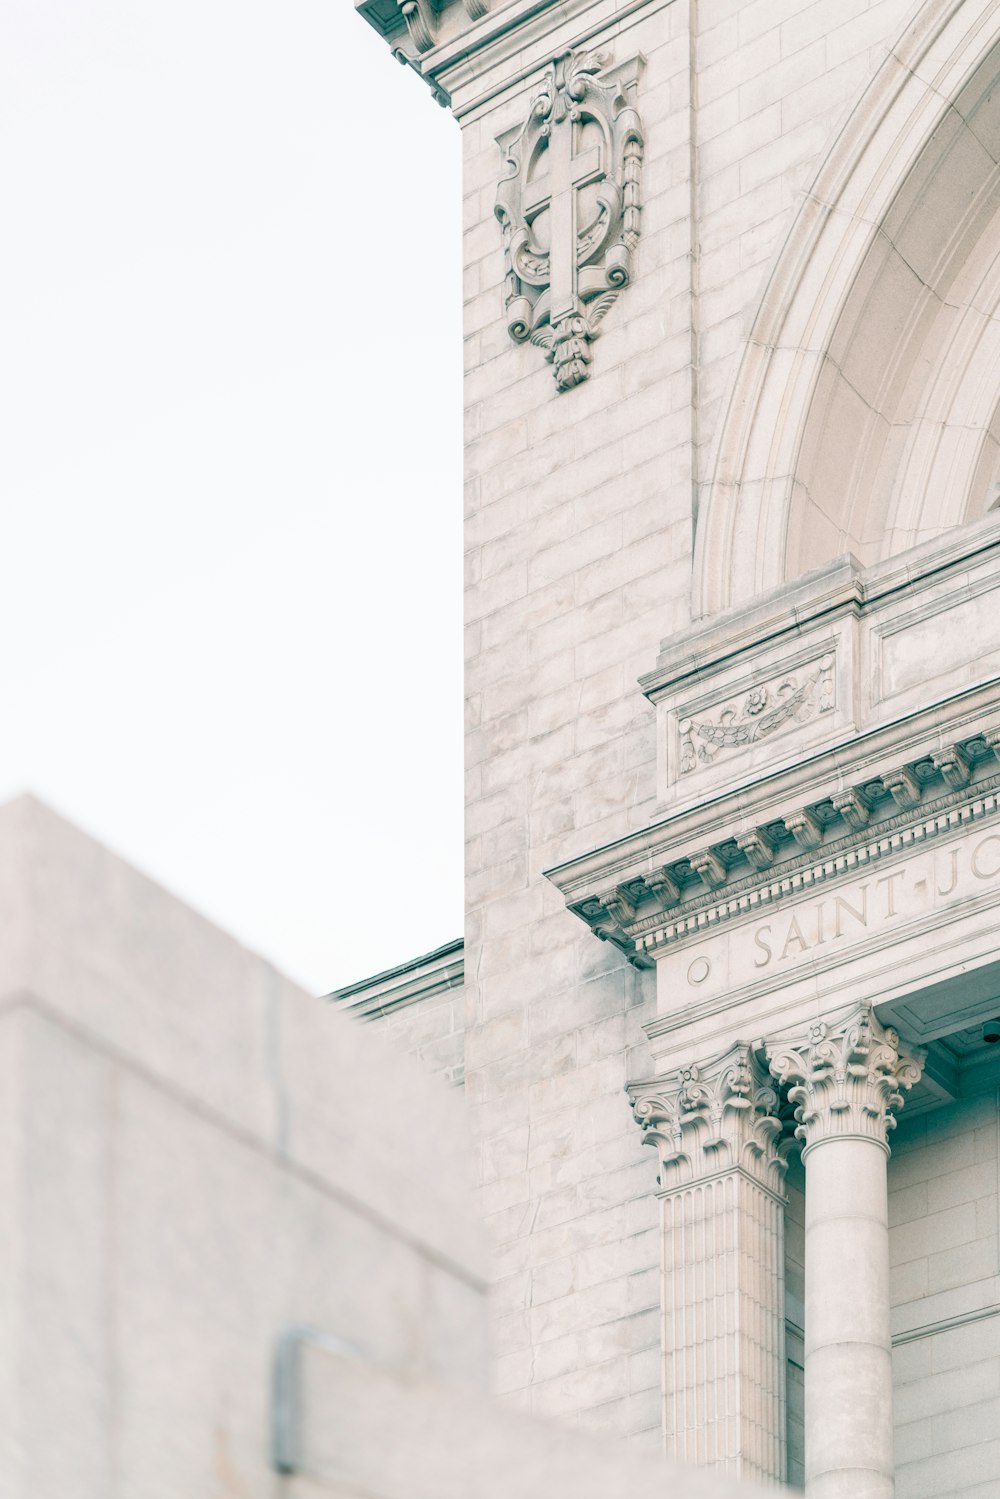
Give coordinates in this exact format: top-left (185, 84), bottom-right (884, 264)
top-left (883, 764), bottom-right (922, 810)
top-left (628, 1044), bottom-right (789, 1193)
top-left (766, 1006), bottom-right (924, 1156)
top-left (645, 866), bottom-right (681, 907)
top-left (736, 827), bottom-right (776, 870)
top-left (495, 48), bottom-right (644, 392)
top-left (689, 847), bottom-right (727, 890)
top-left (785, 807), bottom-right (822, 851)
top-left (932, 743), bottom-right (972, 789)
top-left (831, 786), bottom-right (870, 830)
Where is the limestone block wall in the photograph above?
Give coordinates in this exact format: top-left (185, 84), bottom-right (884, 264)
top-left (342, 981), bottom-right (467, 1087)
top-left (462, 0), bottom-right (692, 1443)
top-left (330, 941), bottom-right (467, 1086)
top-left (459, 0), bottom-right (926, 1440)
top-left (377, 987), bottom-right (466, 1084)
top-left (889, 1090), bottom-right (1000, 1499)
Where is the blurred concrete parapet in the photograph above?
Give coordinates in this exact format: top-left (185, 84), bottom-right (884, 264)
top-left (0, 795), bottom-right (772, 1499)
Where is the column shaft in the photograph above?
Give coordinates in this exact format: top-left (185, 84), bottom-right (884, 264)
top-left (768, 1006), bottom-right (924, 1499)
top-left (804, 1138), bottom-right (893, 1499)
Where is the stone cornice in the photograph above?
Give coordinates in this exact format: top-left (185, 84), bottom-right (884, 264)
top-left (357, 0), bottom-right (674, 119)
top-left (628, 1043), bottom-right (788, 1195)
top-left (766, 1005), bottom-right (924, 1156)
top-left (642, 514), bottom-right (1000, 704)
top-left (329, 939), bottom-right (464, 1021)
top-left (545, 713), bottom-right (1000, 967)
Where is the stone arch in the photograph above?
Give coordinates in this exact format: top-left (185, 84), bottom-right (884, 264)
top-left (694, 0), bottom-right (1000, 618)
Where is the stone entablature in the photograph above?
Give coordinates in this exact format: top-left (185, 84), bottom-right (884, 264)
top-left (642, 516), bottom-right (1000, 814)
top-left (548, 722), bottom-right (1000, 968)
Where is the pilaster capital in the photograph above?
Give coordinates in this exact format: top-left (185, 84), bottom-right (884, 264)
top-left (628, 1043), bottom-right (787, 1195)
top-left (766, 1005), bottom-right (924, 1157)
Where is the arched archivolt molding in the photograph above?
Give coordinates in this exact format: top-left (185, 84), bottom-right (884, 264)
top-left (694, 0), bottom-right (1000, 619)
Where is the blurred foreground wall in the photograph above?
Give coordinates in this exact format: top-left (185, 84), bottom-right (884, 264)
top-left (0, 795), bottom-right (774, 1499)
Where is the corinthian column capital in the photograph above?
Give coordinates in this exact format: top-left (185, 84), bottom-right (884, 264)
top-left (628, 1042), bottom-right (787, 1194)
top-left (766, 1005), bottom-right (924, 1157)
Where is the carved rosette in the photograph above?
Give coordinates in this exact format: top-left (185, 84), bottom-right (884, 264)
top-left (767, 1006), bottom-right (924, 1156)
top-left (628, 1043), bottom-right (788, 1194)
top-left (495, 48), bottom-right (643, 391)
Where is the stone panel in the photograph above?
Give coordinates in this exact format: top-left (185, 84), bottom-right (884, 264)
top-left (890, 1091), bottom-right (1000, 1499)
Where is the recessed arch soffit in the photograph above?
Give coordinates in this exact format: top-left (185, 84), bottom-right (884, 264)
top-left (694, 0), bottom-right (1000, 619)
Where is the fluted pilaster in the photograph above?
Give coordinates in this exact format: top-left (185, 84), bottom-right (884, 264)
top-left (629, 1045), bottom-right (788, 1483)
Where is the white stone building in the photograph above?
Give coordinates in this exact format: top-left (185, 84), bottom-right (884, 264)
top-left (352, 2), bottom-right (1000, 1495)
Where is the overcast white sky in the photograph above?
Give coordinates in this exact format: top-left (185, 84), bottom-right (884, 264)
top-left (1, 2), bottom-right (463, 994)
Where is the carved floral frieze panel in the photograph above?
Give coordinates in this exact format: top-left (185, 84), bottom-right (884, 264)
top-left (677, 655), bottom-right (835, 777)
top-left (495, 48), bottom-right (643, 391)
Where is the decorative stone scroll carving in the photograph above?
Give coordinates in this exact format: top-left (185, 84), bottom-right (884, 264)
top-left (767, 1006), bottom-right (924, 1155)
top-left (397, 0), bottom-right (435, 53)
top-left (678, 655), bottom-right (835, 776)
top-left (495, 48), bottom-right (643, 391)
top-left (395, 0), bottom-right (488, 55)
top-left (628, 1044), bottom-right (788, 1193)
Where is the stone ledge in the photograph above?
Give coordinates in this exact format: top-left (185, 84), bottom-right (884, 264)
top-left (330, 938), bottom-right (464, 1021)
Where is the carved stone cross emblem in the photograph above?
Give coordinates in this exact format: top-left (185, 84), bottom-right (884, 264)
top-left (495, 49), bottom-right (644, 391)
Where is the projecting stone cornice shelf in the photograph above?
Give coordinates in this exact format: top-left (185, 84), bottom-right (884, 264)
top-left (356, 0), bottom-right (674, 117)
top-left (643, 517), bottom-right (1000, 702)
top-left (545, 712), bottom-right (1000, 968)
